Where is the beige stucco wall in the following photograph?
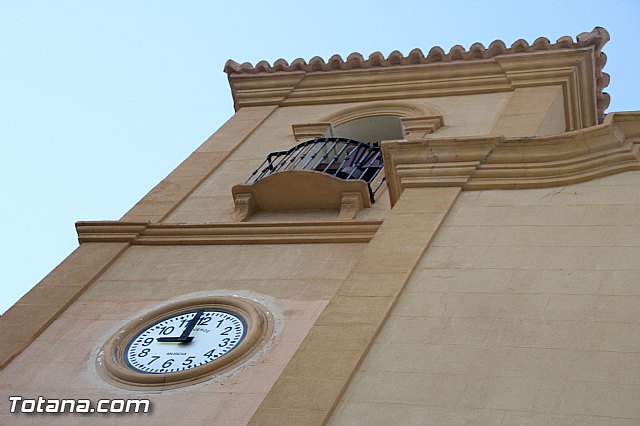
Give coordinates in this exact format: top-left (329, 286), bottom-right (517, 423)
top-left (329, 170), bottom-right (640, 425)
top-left (165, 92), bottom-right (511, 224)
top-left (0, 242), bottom-right (365, 425)
top-left (491, 86), bottom-right (566, 137)
top-left (2, 76), bottom-right (612, 425)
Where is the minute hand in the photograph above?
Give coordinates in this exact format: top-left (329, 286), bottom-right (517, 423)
top-left (157, 310), bottom-right (204, 343)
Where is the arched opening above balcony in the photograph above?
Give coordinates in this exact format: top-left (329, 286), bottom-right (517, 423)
top-left (333, 115), bottom-right (404, 144)
top-left (324, 101), bottom-right (445, 142)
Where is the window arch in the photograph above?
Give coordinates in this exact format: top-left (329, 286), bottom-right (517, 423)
top-left (323, 101), bottom-right (444, 143)
top-left (333, 115), bottom-right (403, 144)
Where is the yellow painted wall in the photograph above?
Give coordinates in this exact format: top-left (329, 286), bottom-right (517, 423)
top-left (3, 72), bottom-right (630, 425)
top-left (329, 171), bottom-right (640, 425)
top-left (0, 243), bottom-right (365, 425)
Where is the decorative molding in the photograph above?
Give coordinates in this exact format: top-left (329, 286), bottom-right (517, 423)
top-left (292, 122), bottom-right (333, 141)
top-left (76, 220), bottom-right (382, 245)
top-left (225, 28), bottom-right (607, 77)
top-left (70, 223), bottom-right (148, 242)
top-left (225, 27), bottom-right (609, 125)
top-left (323, 101), bottom-right (441, 126)
top-left (401, 115), bottom-right (445, 139)
top-left (228, 50), bottom-right (599, 130)
top-left (382, 112), bottom-right (640, 206)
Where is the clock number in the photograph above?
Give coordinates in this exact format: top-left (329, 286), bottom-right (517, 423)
top-left (147, 356), bottom-right (160, 365)
top-left (179, 319), bottom-right (189, 327)
top-left (219, 338), bottom-right (230, 348)
top-left (182, 356), bottom-right (196, 366)
top-left (162, 359), bottom-right (174, 368)
top-left (216, 319), bottom-right (224, 328)
top-left (141, 338), bottom-right (154, 346)
top-left (197, 317), bottom-right (211, 326)
top-left (138, 348), bottom-right (150, 357)
top-left (220, 326), bottom-right (233, 336)
top-left (159, 326), bottom-right (175, 335)
top-left (204, 349), bottom-right (216, 357)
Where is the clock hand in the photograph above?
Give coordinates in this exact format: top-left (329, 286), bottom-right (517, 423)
top-left (156, 336), bottom-right (194, 343)
top-left (178, 309), bottom-right (204, 341)
top-left (156, 310), bottom-right (203, 344)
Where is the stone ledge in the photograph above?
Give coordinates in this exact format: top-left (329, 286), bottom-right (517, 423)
top-left (382, 112), bottom-right (640, 206)
top-left (76, 220), bottom-right (382, 245)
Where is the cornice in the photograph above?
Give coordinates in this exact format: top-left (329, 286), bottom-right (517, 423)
top-left (382, 112), bottom-right (640, 206)
top-left (225, 27), bottom-right (609, 125)
top-left (76, 220), bottom-right (382, 245)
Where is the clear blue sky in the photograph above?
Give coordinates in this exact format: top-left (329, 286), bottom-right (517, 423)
top-left (1, 1), bottom-right (639, 314)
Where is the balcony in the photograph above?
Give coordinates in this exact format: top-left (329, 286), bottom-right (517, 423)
top-left (244, 138), bottom-right (385, 200)
top-left (232, 138), bottom-right (386, 221)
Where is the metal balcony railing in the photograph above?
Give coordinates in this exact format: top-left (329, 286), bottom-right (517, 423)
top-left (244, 138), bottom-right (386, 201)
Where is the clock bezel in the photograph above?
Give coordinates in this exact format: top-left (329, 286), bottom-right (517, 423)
top-left (97, 296), bottom-right (272, 389)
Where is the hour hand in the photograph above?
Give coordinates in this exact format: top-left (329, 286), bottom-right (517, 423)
top-left (156, 336), bottom-right (194, 343)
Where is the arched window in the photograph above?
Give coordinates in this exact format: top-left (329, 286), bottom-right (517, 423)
top-left (332, 115), bottom-right (404, 145)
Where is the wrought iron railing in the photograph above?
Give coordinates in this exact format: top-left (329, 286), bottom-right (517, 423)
top-left (244, 138), bottom-right (386, 201)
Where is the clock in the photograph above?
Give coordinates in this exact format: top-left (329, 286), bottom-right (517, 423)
top-left (97, 296), bottom-right (272, 389)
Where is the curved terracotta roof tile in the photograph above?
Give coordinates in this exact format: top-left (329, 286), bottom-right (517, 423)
top-left (225, 27), bottom-right (610, 122)
top-left (408, 48), bottom-right (426, 64)
top-left (273, 58), bottom-right (289, 72)
top-left (469, 42), bottom-right (487, 59)
top-left (511, 39), bottom-right (529, 53)
top-left (368, 51), bottom-right (386, 67)
top-left (290, 57), bottom-right (306, 71)
top-left (555, 35), bottom-right (574, 46)
top-left (488, 39), bottom-right (507, 55)
top-left (448, 44), bottom-right (466, 61)
top-left (532, 37), bottom-right (551, 50)
top-left (387, 50), bottom-right (404, 65)
top-left (346, 52), bottom-right (365, 68)
top-left (426, 46), bottom-right (445, 62)
top-left (308, 56), bottom-right (325, 71)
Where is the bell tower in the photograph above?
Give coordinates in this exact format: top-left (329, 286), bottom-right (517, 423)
top-left (3, 27), bottom-right (640, 425)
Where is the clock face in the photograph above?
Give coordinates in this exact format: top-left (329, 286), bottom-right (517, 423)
top-left (124, 310), bottom-right (247, 374)
top-left (98, 297), bottom-right (273, 389)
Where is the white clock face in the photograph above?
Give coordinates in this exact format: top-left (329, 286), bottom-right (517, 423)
top-left (124, 310), bottom-right (246, 374)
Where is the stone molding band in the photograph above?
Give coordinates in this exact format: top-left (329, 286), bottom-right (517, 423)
top-left (75, 220), bottom-right (383, 245)
top-left (382, 112), bottom-right (640, 206)
top-left (226, 27), bottom-right (608, 126)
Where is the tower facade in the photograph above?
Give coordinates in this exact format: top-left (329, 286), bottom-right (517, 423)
top-left (3, 27), bottom-right (640, 425)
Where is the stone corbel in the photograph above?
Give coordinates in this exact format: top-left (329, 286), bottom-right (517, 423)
top-left (338, 191), bottom-right (365, 220)
top-left (401, 115), bottom-right (444, 140)
top-left (232, 193), bottom-right (256, 222)
top-left (292, 122), bottom-right (334, 141)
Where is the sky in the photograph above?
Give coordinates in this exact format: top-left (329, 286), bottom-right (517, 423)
top-left (1, 0), bottom-right (639, 314)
